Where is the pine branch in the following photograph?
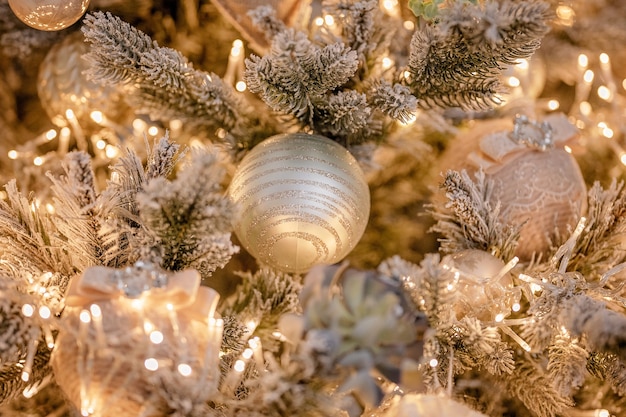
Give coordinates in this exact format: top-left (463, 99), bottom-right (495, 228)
top-left (368, 80), bottom-right (418, 124)
top-left (569, 180), bottom-right (626, 276)
top-left (48, 152), bottom-right (117, 269)
top-left (429, 170), bottom-right (520, 260)
top-left (547, 331), bottom-right (589, 397)
top-left (0, 181), bottom-right (74, 279)
top-left (248, 5), bottom-right (287, 43)
top-left (81, 12), bottom-right (264, 149)
top-left (136, 149), bottom-right (239, 279)
top-left (400, 253), bottom-right (458, 327)
top-left (406, 0), bottom-right (551, 110)
top-left (223, 268), bottom-right (302, 349)
top-left (499, 356), bottom-right (573, 417)
top-left (587, 352), bottom-right (626, 396)
top-left (245, 29), bottom-right (359, 126)
top-left (322, 0), bottom-right (378, 57)
top-left (560, 294), bottom-right (626, 362)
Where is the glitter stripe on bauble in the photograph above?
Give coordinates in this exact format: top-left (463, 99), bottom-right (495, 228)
top-left (228, 133), bottom-right (370, 273)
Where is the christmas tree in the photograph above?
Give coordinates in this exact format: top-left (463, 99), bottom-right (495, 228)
top-left (1, 0), bottom-right (626, 416)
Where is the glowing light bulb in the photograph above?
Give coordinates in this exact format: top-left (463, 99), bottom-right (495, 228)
top-left (90, 111), bottom-right (104, 124)
top-left (150, 330), bottom-right (164, 344)
top-left (38, 305), bottom-right (51, 319)
top-left (314, 16), bottom-right (324, 26)
top-left (33, 156), bottom-right (44, 166)
top-left (178, 363), bottom-right (192, 377)
top-left (242, 348), bottom-right (253, 360)
top-left (144, 358), bottom-right (159, 371)
top-left (508, 76), bottom-right (521, 87)
top-left (96, 140), bottom-right (106, 150)
top-left (512, 303), bottom-right (521, 312)
top-left (597, 85), bottom-right (612, 101)
top-left (8, 150), bottom-right (18, 159)
top-left (324, 15), bottom-right (334, 26)
top-left (89, 304), bottom-right (102, 317)
top-left (547, 99), bottom-right (560, 111)
top-left (583, 70), bottom-right (594, 84)
top-left (234, 359), bottom-right (246, 372)
top-left (429, 358), bottom-right (438, 367)
top-left (381, 56), bottom-right (393, 70)
top-left (21, 304), bottom-right (35, 317)
top-left (495, 313), bottom-right (505, 322)
top-left (147, 126), bottom-right (159, 136)
top-left (235, 81), bottom-right (247, 92)
top-left (79, 310), bottom-right (91, 323)
top-left (577, 54), bottom-right (588, 68)
top-left (45, 129), bottom-right (57, 140)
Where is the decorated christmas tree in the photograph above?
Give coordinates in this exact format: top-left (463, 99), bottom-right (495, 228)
top-left (1, 0), bottom-right (626, 416)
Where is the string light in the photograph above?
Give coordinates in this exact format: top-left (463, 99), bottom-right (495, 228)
top-left (235, 81), bottom-right (247, 92)
top-left (150, 330), bottom-right (164, 344)
top-left (147, 126), bottom-right (159, 136)
top-left (233, 359), bottom-right (246, 372)
top-left (429, 358), bottom-right (438, 367)
top-left (324, 15), bottom-right (335, 26)
top-left (21, 304), bottom-right (35, 317)
top-left (597, 85), bottom-right (612, 101)
top-left (178, 363), bottom-right (192, 377)
top-left (144, 358), bottom-right (159, 371)
top-left (38, 305), bottom-right (51, 319)
top-left (547, 99), bottom-right (560, 111)
top-left (555, 5), bottom-right (575, 26)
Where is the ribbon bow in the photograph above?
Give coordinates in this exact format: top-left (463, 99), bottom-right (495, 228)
top-left (65, 265), bottom-right (219, 323)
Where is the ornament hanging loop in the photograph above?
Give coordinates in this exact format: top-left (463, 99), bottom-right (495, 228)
top-left (508, 114), bottom-right (554, 151)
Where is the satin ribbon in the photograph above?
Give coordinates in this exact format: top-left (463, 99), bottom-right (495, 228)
top-left (65, 265), bottom-right (219, 323)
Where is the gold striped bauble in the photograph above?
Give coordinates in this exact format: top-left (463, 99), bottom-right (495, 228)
top-left (228, 133), bottom-right (370, 273)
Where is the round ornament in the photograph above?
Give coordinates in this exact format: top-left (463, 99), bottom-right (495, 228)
top-left (442, 249), bottom-right (520, 321)
top-left (8, 0), bottom-right (90, 31)
top-left (52, 264), bottom-right (223, 416)
top-left (228, 133), bottom-right (370, 273)
top-left (394, 394), bottom-right (489, 417)
top-left (38, 32), bottom-right (130, 129)
top-left (439, 113), bottom-right (587, 260)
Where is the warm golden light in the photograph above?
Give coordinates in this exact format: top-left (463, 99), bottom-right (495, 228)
top-left (597, 85), bottom-right (612, 101)
top-left (33, 156), bottom-right (44, 166)
top-left (79, 310), bottom-right (91, 324)
top-left (508, 76), bottom-right (521, 87)
top-left (38, 306), bottom-right (51, 319)
top-left (547, 99), bottom-right (560, 111)
top-left (8, 150), bottom-right (18, 159)
top-left (555, 5), bottom-right (575, 26)
top-left (233, 359), bottom-right (246, 372)
top-left (144, 358), bottom-right (159, 371)
top-left (90, 111), bottom-right (104, 124)
top-left (577, 53), bottom-right (588, 68)
top-left (429, 358), bottom-right (438, 367)
top-left (150, 330), bottom-right (164, 344)
top-left (178, 363), bottom-right (192, 377)
top-left (21, 304), bottom-right (35, 317)
top-left (583, 69), bottom-right (594, 84)
top-left (45, 129), bottom-right (57, 140)
top-left (235, 81), bottom-right (247, 92)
